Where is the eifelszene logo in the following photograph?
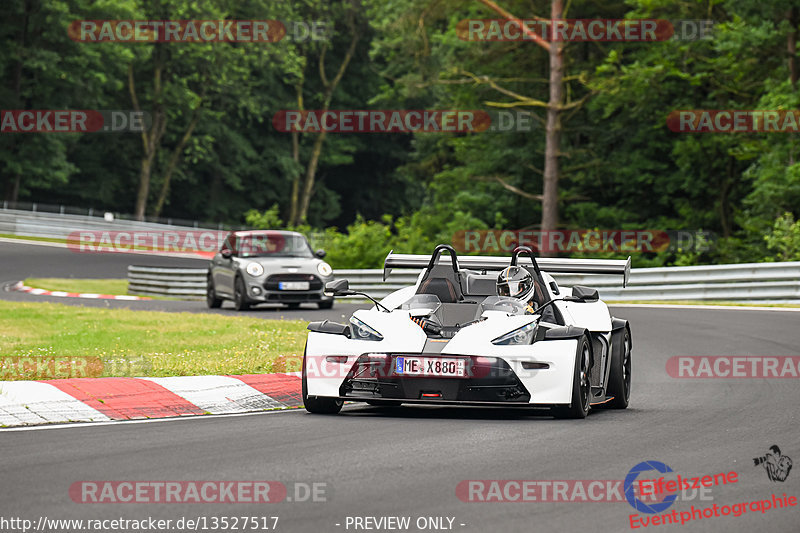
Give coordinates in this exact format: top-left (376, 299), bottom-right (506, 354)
top-left (753, 445), bottom-right (792, 482)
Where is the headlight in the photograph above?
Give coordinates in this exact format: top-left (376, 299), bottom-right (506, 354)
top-left (317, 262), bottom-right (333, 277)
top-left (350, 316), bottom-right (383, 341)
top-left (492, 322), bottom-right (536, 345)
top-left (245, 262), bottom-right (264, 277)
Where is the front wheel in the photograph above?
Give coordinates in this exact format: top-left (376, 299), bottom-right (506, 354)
top-left (317, 300), bottom-right (334, 310)
top-left (552, 335), bottom-right (591, 419)
top-left (233, 276), bottom-right (250, 311)
top-left (302, 347), bottom-right (343, 414)
top-left (206, 275), bottom-right (222, 309)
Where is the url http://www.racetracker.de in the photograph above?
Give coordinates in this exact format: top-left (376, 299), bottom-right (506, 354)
top-left (0, 515), bottom-right (280, 532)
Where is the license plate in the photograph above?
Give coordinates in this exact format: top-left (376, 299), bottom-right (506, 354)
top-left (278, 281), bottom-right (309, 290)
top-left (395, 356), bottom-right (467, 378)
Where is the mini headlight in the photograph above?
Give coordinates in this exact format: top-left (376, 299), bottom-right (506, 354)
top-left (350, 316), bottom-right (383, 341)
top-left (317, 262), bottom-right (333, 277)
top-left (492, 322), bottom-right (537, 346)
top-left (245, 262), bottom-right (264, 277)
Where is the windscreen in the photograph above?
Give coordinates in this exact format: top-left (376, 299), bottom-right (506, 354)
top-left (237, 234), bottom-right (313, 258)
top-left (401, 293), bottom-right (442, 315)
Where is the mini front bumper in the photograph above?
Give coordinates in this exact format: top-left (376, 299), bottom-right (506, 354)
top-left (244, 278), bottom-right (334, 303)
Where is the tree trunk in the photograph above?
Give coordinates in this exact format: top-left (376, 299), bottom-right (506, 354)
top-left (152, 110), bottom-right (200, 218)
top-left (297, 130), bottom-right (328, 222)
top-left (288, 81), bottom-right (304, 226)
top-left (788, 7), bottom-right (797, 165)
top-left (293, 2), bottom-right (360, 225)
top-left (5, 0), bottom-right (30, 204)
top-left (135, 157), bottom-right (154, 221)
top-left (6, 175), bottom-right (21, 204)
top-left (789, 7), bottom-right (798, 88)
top-left (540, 0), bottom-right (564, 257)
top-left (130, 54), bottom-right (166, 221)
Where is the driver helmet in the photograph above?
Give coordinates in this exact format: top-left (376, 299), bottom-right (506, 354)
top-left (496, 266), bottom-right (535, 301)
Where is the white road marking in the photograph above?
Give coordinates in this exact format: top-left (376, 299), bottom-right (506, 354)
top-left (0, 381), bottom-right (111, 426)
top-left (0, 406), bottom-right (301, 432)
top-left (141, 375), bottom-right (286, 414)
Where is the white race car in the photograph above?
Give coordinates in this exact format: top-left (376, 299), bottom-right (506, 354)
top-left (302, 245), bottom-right (632, 418)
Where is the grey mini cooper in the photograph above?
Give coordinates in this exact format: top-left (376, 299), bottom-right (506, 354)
top-left (206, 230), bottom-right (334, 311)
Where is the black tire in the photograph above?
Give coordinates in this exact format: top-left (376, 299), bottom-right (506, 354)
top-left (317, 300), bottom-right (334, 310)
top-left (233, 276), bottom-right (250, 311)
top-left (302, 345), bottom-right (343, 414)
top-left (552, 335), bottom-right (592, 419)
top-left (366, 400), bottom-right (401, 407)
top-left (600, 326), bottom-right (631, 409)
top-left (286, 303), bottom-right (301, 310)
top-left (206, 275), bottom-right (222, 309)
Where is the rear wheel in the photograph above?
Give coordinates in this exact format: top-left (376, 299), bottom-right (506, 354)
top-left (552, 335), bottom-right (591, 419)
top-left (600, 327), bottom-right (631, 409)
top-left (302, 346), bottom-right (343, 414)
top-left (233, 276), bottom-right (250, 311)
top-left (206, 275), bottom-right (222, 309)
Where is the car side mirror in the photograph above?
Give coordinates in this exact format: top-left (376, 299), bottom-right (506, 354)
top-left (325, 279), bottom-right (353, 296)
top-left (220, 249), bottom-right (233, 259)
top-left (315, 249), bottom-right (326, 259)
top-left (569, 285), bottom-right (599, 302)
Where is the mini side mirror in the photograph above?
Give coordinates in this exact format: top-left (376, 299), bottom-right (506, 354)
top-left (220, 249), bottom-right (233, 259)
top-left (325, 279), bottom-right (352, 296)
top-left (315, 249), bottom-right (327, 259)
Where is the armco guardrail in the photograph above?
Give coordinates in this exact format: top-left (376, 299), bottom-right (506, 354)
top-left (126, 266), bottom-right (422, 299)
top-left (128, 266), bottom-right (208, 298)
top-left (0, 208), bottom-right (217, 241)
top-left (127, 262), bottom-right (800, 303)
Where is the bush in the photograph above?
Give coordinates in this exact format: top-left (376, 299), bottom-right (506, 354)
top-left (765, 212), bottom-right (800, 261)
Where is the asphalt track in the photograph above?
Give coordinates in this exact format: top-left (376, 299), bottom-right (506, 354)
top-left (1, 241), bottom-right (799, 532)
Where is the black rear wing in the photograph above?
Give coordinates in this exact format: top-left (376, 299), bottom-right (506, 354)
top-left (383, 252), bottom-right (631, 287)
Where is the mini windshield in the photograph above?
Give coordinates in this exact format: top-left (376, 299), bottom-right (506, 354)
top-left (236, 234), bottom-right (313, 258)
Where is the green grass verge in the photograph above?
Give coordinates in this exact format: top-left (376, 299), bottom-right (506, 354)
top-left (23, 277), bottom-right (180, 300)
top-left (0, 301), bottom-right (308, 380)
top-left (25, 277), bottom-right (130, 295)
top-left (608, 300), bottom-right (800, 308)
top-left (0, 233), bottom-right (66, 244)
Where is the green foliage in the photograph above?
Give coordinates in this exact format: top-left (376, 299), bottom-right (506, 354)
top-left (245, 204), bottom-right (284, 229)
top-left (4, 0), bottom-right (800, 270)
top-left (765, 212), bottom-right (800, 261)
